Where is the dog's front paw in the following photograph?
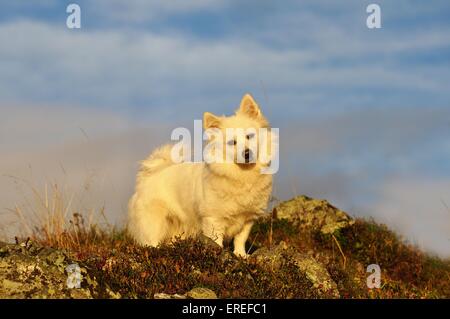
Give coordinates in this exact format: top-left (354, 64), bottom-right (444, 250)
top-left (233, 250), bottom-right (249, 259)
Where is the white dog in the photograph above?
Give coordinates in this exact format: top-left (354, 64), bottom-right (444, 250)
top-left (127, 94), bottom-right (274, 257)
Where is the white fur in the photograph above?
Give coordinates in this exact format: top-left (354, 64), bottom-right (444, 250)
top-left (127, 94), bottom-right (273, 257)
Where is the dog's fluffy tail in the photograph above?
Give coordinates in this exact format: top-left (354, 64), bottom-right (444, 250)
top-left (138, 144), bottom-right (176, 177)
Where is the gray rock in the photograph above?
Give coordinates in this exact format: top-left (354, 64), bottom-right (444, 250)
top-left (154, 287), bottom-right (217, 299)
top-left (251, 242), bottom-right (339, 298)
top-left (154, 292), bottom-right (187, 299)
top-left (290, 254), bottom-right (339, 297)
top-left (250, 241), bottom-right (288, 271)
top-left (186, 287), bottom-right (218, 299)
top-left (0, 240), bottom-right (97, 299)
top-left (274, 195), bottom-right (354, 234)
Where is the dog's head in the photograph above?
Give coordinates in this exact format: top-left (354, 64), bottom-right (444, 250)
top-left (203, 94), bottom-right (277, 176)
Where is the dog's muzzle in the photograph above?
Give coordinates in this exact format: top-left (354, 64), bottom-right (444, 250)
top-left (243, 149), bottom-right (254, 163)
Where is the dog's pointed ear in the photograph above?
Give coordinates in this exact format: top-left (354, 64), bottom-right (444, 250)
top-left (203, 112), bottom-right (221, 129)
top-left (237, 94), bottom-right (262, 119)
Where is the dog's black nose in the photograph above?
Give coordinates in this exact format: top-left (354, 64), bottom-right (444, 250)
top-left (243, 149), bottom-right (253, 163)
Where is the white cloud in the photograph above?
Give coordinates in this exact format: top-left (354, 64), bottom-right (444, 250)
top-left (372, 177), bottom-right (450, 257)
top-left (0, 0), bottom-right (57, 8)
top-left (0, 104), bottom-right (132, 153)
top-left (0, 19), bottom-right (449, 112)
top-left (91, 0), bottom-right (227, 23)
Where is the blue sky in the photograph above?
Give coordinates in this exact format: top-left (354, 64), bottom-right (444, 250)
top-left (0, 1), bottom-right (450, 256)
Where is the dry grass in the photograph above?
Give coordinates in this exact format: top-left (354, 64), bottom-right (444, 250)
top-left (6, 181), bottom-right (113, 254)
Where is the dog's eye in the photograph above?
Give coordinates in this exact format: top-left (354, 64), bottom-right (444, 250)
top-left (246, 133), bottom-right (255, 140)
top-left (227, 140), bottom-right (237, 146)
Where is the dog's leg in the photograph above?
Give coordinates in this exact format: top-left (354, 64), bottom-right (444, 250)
top-left (233, 221), bottom-right (254, 258)
top-left (128, 198), bottom-right (170, 246)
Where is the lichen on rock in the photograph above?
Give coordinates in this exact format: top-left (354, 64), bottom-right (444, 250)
top-left (0, 241), bottom-right (97, 299)
top-left (251, 242), bottom-right (339, 298)
top-left (186, 287), bottom-right (218, 299)
top-left (153, 287), bottom-right (217, 299)
top-left (290, 254), bottom-right (339, 297)
top-left (154, 292), bottom-right (187, 299)
top-left (274, 195), bottom-right (355, 235)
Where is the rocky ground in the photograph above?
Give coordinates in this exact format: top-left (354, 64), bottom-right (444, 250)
top-left (1, 195), bottom-right (449, 299)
